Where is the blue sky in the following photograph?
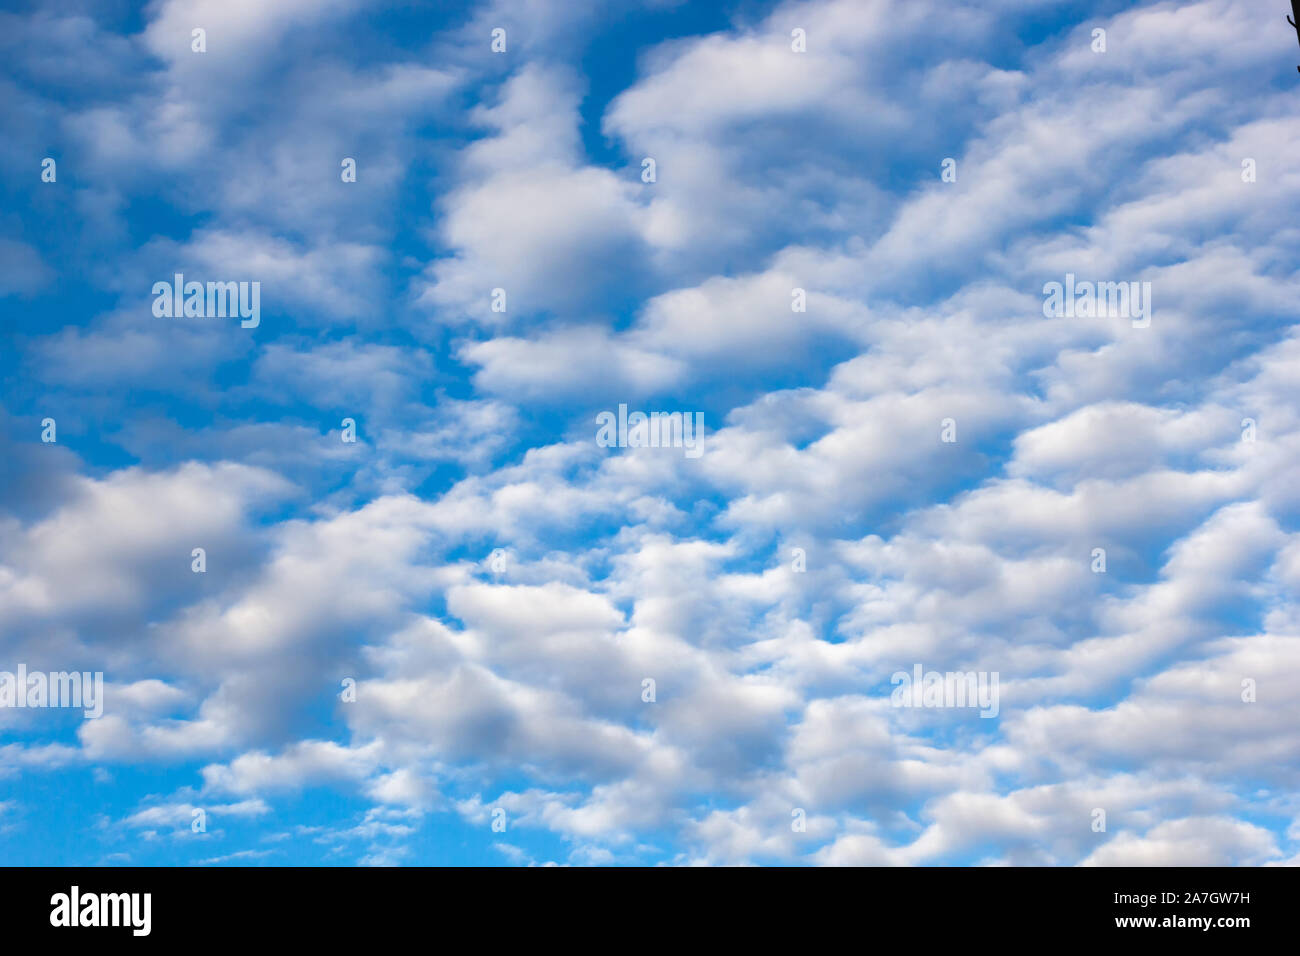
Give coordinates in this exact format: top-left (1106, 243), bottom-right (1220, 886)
top-left (1, 0), bottom-right (1299, 866)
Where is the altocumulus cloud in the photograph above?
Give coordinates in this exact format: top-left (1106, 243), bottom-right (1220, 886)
top-left (1, 0), bottom-right (1298, 866)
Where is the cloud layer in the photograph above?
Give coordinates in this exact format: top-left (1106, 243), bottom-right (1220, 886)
top-left (1, 0), bottom-right (1298, 866)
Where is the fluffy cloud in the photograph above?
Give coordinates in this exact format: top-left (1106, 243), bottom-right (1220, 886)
top-left (2, 0), bottom-right (1297, 867)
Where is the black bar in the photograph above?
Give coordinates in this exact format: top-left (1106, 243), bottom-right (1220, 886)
top-left (0, 866), bottom-right (1279, 942)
